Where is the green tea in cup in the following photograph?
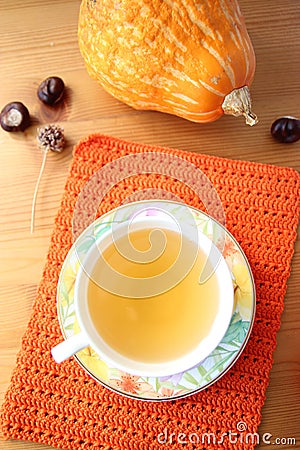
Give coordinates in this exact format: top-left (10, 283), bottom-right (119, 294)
top-left (88, 227), bottom-right (220, 364)
top-left (52, 207), bottom-right (233, 377)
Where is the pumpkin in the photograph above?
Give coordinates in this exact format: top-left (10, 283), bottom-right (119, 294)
top-left (78, 0), bottom-right (257, 125)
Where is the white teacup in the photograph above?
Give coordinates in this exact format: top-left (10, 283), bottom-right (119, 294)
top-left (52, 205), bottom-right (234, 377)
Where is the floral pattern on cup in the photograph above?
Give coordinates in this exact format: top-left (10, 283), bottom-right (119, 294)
top-left (57, 201), bottom-right (255, 401)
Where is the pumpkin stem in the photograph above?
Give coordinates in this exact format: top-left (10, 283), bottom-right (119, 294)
top-left (222, 86), bottom-right (258, 126)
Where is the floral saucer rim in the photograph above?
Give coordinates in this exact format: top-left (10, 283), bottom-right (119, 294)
top-left (57, 200), bottom-right (256, 401)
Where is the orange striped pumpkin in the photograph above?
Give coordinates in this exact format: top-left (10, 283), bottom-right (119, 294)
top-left (78, 0), bottom-right (257, 125)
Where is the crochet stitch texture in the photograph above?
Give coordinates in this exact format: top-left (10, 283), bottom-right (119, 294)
top-left (1, 134), bottom-right (299, 450)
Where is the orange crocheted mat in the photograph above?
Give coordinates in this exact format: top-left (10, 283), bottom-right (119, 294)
top-left (1, 134), bottom-right (300, 450)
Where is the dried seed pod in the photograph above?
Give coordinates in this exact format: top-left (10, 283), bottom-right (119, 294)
top-left (31, 125), bottom-right (65, 233)
top-left (0, 101), bottom-right (31, 132)
top-left (37, 76), bottom-right (65, 106)
top-left (37, 124), bottom-right (65, 152)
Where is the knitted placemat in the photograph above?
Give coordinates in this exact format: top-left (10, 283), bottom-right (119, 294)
top-left (1, 134), bottom-right (299, 450)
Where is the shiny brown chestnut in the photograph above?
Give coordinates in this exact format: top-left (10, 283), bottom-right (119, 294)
top-left (37, 76), bottom-right (65, 106)
top-left (271, 116), bottom-right (300, 144)
top-left (0, 101), bottom-right (31, 132)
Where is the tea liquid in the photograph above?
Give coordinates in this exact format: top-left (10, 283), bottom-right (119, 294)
top-left (87, 228), bottom-right (220, 363)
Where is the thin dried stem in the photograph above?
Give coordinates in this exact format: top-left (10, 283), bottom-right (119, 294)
top-left (30, 149), bottom-right (48, 234)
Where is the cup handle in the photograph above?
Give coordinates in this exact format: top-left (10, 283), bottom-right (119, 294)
top-left (51, 331), bottom-right (90, 363)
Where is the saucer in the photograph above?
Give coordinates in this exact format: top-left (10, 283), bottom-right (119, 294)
top-left (57, 200), bottom-right (255, 401)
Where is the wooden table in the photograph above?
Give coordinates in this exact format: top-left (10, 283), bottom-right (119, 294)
top-left (0, 1), bottom-right (299, 449)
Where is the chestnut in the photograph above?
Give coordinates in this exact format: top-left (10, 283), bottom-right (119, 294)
top-left (0, 101), bottom-right (31, 132)
top-left (37, 76), bottom-right (65, 106)
top-left (271, 116), bottom-right (300, 144)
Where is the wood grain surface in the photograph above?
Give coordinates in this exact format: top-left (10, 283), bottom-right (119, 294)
top-left (0, 1), bottom-right (299, 449)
